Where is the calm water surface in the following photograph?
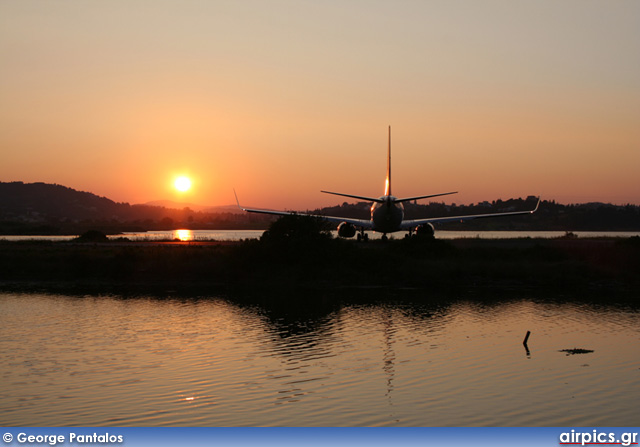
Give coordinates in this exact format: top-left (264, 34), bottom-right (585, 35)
top-left (1, 292), bottom-right (638, 426)
top-left (2, 229), bottom-right (640, 241)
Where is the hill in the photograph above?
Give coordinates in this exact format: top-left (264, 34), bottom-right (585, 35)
top-left (0, 182), bottom-right (271, 234)
top-left (1, 181), bottom-right (639, 234)
top-left (314, 198), bottom-right (640, 231)
top-left (1, 182), bottom-right (132, 221)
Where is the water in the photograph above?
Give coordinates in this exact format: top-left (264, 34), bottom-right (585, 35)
top-left (1, 292), bottom-right (638, 426)
top-left (2, 229), bottom-right (639, 242)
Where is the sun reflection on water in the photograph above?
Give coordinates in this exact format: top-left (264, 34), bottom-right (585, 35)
top-left (174, 229), bottom-right (193, 241)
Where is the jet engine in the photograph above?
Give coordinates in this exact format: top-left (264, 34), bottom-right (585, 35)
top-left (415, 223), bottom-right (435, 238)
top-left (337, 222), bottom-right (356, 238)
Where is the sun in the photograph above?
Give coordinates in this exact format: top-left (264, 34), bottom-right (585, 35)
top-left (174, 176), bottom-right (192, 192)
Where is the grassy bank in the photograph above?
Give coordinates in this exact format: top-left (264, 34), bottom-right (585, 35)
top-left (1, 235), bottom-right (638, 298)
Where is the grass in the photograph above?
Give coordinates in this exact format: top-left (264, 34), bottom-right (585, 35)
top-left (0, 236), bottom-right (638, 298)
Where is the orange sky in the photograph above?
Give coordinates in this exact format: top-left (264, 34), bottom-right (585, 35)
top-left (1, 1), bottom-right (639, 209)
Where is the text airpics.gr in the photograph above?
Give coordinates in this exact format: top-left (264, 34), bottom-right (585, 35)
top-left (559, 430), bottom-right (638, 446)
top-left (15, 432), bottom-right (123, 445)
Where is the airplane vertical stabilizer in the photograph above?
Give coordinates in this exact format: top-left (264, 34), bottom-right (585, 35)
top-left (239, 126), bottom-right (538, 238)
top-left (385, 126), bottom-right (391, 196)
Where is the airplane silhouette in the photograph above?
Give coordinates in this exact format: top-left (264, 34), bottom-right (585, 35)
top-left (235, 126), bottom-right (539, 240)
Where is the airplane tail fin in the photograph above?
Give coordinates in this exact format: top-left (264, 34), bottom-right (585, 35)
top-left (385, 125), bottom-right (391, 196)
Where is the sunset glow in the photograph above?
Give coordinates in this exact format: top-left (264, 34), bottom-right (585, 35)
top-left (174, 229), bottom-right (193, 242)
top-left (0, 2), bottom-right (638, 207)
top-left (174, 176), bottom-right (192, 193)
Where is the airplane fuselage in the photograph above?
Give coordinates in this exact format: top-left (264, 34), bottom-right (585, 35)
top-left (371, 195), bottom-right (404, 233)
top-left (235, 126), bottom-right (540, 239)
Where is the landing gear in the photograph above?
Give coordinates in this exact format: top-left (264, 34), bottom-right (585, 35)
top-left (381, 234), bottom-right (388, 241)
top-left (357, 231), bottom-right (369, 242)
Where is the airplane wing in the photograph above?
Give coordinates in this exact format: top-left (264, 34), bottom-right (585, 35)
top-left (234, 191), bottom-right (375, 229)
top-left (400, 197), bottom-right (541, 230)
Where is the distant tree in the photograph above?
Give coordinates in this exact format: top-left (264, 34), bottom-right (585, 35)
top-left (160, 217), bottom-right (174, 228)
top-left (75, 230), bottom-right (109, 243)
top-left (261, 215), bottom-right (332, 243)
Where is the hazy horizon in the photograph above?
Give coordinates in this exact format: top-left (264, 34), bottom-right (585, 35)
top-left (4, 180), bottom-right (636, 211)
top-left (1, 1), bottom-right (639, 208)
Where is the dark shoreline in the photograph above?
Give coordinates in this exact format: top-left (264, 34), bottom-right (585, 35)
top-left (1, 236), bottom-right (638, 299)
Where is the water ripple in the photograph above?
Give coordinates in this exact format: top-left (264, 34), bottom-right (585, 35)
top-left (1, 292), bottom-right (638, 426)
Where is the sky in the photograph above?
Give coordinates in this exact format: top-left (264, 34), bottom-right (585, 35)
top-left (1, 0), bottom-right (639, 209)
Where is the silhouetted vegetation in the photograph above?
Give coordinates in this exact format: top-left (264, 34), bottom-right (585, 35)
top-left (1, 182), bottom-right (639, 235)
top-left (315, 196), bottom-right (640, 231)
top-left (1, 232), bottom-right (638, 299)
top-left (559, 348), bottom-right (594, 355)
top-left (0, 181), bottom-right (271, 234)
top-left (261, 215), bottom-right (333, 243)
top-left (74, 230), bottom-right (109, 243)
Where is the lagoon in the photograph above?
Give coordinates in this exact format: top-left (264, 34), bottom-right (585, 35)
top-left (2, 229), bottom-right (640, 242)
top-left (1, 292), bottom-right (638, 426)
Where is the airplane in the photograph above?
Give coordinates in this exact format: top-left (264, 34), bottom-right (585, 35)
top-left (235, 126), bottom-right (540, 241)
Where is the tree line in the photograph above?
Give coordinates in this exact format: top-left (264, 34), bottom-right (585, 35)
top-left (1, 182), bottom-right (638, 234)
